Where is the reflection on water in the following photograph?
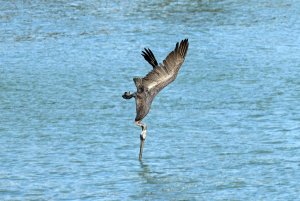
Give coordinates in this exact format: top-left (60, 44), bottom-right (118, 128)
top-left (139, 161), bottom-right (151, 180)
top-left (1, 0), bottom-right (300, 200)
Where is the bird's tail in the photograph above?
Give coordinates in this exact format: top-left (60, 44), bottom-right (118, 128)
top-left (122, 91), bottom-right (134, 99)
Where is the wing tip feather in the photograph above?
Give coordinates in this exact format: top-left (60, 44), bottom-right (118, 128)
top-left (141, 48), bottom-right (158, 68)
top-left (177, 38), bottom-right (189, 58)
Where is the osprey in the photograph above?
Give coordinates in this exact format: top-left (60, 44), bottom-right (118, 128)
top-left (122, 39), bottom-right (189, 160)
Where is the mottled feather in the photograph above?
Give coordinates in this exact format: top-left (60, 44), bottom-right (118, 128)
top-left (141, 39), bottom-right (189, 92)
top-left (131, 39), bottom-right (189, 121)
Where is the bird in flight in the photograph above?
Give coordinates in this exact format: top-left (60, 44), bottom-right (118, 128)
top-left (122, 39), bottom-right (189, 160)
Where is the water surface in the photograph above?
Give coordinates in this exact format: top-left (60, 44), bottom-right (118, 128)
top-left (1, 0), bottom-right (300, 200)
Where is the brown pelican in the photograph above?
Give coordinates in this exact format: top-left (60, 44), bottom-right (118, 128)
top-left (122, 39), bottom-right (189, 160)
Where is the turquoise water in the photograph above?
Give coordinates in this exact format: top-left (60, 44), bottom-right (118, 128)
top-left (1, 0), bottom-right (300, 200)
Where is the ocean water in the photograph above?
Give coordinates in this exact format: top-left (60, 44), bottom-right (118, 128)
top-left (1, 0), bottom-right (300, 200)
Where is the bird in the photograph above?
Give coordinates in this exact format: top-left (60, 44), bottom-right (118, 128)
top-left (122, 39), bottom-right (189, 160)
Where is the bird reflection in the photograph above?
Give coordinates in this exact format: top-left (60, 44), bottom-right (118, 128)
top-left (138, 160), bottom-right (151, 180)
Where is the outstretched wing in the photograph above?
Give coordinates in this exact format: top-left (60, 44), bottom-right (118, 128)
top-left (142, 39), bottom-right (189, 93)
top-left (141, 48), bottom-right (158, 68)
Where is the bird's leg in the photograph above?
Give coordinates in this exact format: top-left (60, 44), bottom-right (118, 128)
top-left (122, 91), bottom-right (136, 99)
top-left (135, 120), bottom-right (147, 160)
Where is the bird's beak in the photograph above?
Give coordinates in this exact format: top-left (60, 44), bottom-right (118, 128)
top-left (139, 138), bottom-right (145, 160)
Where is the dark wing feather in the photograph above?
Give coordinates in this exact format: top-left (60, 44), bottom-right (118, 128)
top-left (141, 48), bottom-right (158, 68)
top-left (142, 39), bottom-right (189, 92)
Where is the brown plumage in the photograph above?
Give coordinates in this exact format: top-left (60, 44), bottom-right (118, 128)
top-left (122, 39), bottom-right (189, 160)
